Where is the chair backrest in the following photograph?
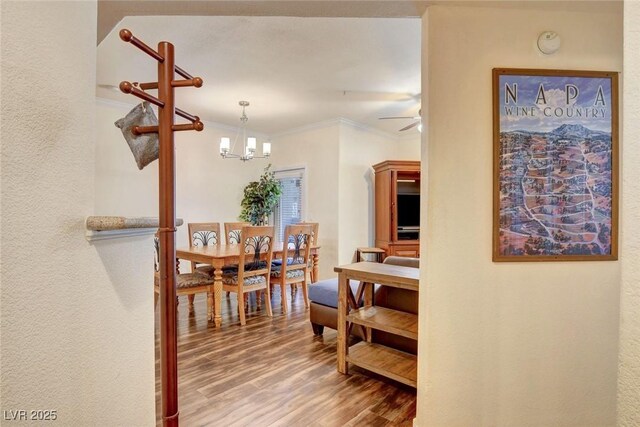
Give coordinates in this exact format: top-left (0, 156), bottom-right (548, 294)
top-left (188, 222), bottom-right (220, 247)
top-left (238, 226), bottom-right (274, 276)
top-left (225, 221), bottom-right (251, 244)
top-left (299, 221), bottom-right (319, 246)
top-left (283, 224), bottom-right (313, 270)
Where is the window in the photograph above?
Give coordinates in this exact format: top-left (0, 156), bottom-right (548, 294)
top-left (273, 167), bottom-right (305, 241)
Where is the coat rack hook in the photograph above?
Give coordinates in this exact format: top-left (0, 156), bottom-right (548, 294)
top-left (120, 81), bottom-right (165, 108)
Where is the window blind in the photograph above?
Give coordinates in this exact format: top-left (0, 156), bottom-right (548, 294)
top-left (273, 168), bottom-right (305, 241)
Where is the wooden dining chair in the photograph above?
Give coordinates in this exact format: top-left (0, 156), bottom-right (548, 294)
top-left (222, 222), bottom-right (250, 298)
top-left (154, 233), bottom-right (215, 319)
top-left (187, 222), bottom-right (220, 306)
top-left (188, 222), bottom-right (220, 276)
top-left (299, 221), bottom-right (319, 283)
top-left (224, 221), bottom-right (251, 244)
top-left (270, 224), bottom-right (313, 313)
top-left (222, 226), bottom-right (274, 325)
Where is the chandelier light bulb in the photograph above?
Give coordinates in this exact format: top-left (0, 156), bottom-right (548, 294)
top-left (220, 137), bottom-right (230, 154)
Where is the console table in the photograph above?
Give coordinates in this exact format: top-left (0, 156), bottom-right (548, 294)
top-left (334, 262), bottom-right (419, 387)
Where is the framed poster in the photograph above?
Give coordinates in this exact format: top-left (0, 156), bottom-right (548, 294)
top-left (493, 68), bottom-right (618, 261)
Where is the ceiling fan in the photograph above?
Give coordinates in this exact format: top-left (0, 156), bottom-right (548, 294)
top-left (379, 108), bottom-right (422, 132)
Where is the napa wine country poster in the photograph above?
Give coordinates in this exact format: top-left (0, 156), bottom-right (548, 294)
top-left (493, 69), bottom-right (618, 261)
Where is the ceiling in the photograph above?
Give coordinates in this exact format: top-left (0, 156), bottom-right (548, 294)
top-left (96, 1), bottom-right (430, 45)
top-left (96, 0), bottom-right (621, 45)
top-left (95, 1), bottom-right (620, 136)
top-left (96, 16), bottom-right (422, 135)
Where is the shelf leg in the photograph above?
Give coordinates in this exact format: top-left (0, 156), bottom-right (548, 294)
top-left (337, 273), bottom-right (348, 374)
top-left (364, 281), bottom-right (373, 342)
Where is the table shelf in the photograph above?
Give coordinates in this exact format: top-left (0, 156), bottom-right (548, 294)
top-left (335, 262), bottom-right (420, 388)
top-left (347, 342), bottom-right (417, 387)
top-left (347, 306), bottom-right (418, 340)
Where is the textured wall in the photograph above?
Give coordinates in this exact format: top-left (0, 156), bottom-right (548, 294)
top-left (0, 2), bottom-right (155, 425)
top-left (617, 2), bottom-right (640, 425)
top-left (418, 5), bottom-right (622, 426)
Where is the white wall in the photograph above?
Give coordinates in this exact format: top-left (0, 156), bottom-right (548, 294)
top-left (271, 123), bottom-right (341, 280)
top-left (96, 100), bottom-right (262, 250)
top-left (618, 2), bottom-right (640, 425)
top-left (418, 5), bottom-right (622, 426)
top-left (338, 123), bottom-right (420, 264)
top-left (271, 121), bottom-right (420, 278)
top-left (0, 2), bottom-right (154, 425)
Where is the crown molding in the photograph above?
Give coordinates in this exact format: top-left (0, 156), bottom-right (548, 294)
top-left (272, 117), bottom-right (407, 141)
top-left (270, 118), bottom-right (342, 138)
top-left (95, 96), bottom-right (137, 110)
top-left (336, 117), bottom-right (401, 141)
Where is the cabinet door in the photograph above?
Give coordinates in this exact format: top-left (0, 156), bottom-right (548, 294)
top-left (375, 170), bottom-right (393, 242)
top-left (391, 170), bottom-right (398, 242)
top-left (390, 245), bottom-right (420, 258)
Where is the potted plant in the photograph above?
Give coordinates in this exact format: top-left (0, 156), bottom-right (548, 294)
top-left (239, 164), bottom-right (282, 225)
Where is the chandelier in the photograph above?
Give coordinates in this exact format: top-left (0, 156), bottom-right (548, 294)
top-left (219, 101), bottom-right (271, 161)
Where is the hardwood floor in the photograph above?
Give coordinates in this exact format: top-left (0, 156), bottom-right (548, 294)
top-left (155, 288), bottom-right (416, 426)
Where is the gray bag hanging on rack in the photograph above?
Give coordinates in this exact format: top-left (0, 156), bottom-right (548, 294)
top-left (115, 101), bottom-right (159, 170)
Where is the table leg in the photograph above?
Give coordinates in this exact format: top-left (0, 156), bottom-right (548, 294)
top-left (364, 282), bottom-right (373, 342)
top-left (213, 268), bottom-right (223, 327)
top-left (207, 291), bottom-right (213, 321)
top-left (364, 281), bottom-right (373, 306)
top-left (312, 253), bottom-right (319, 283)
top-left (337, 273), bottom-right (348, 374)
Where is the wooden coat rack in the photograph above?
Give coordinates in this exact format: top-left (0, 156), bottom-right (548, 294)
top-left (118, 29), bottom-right (204, 427)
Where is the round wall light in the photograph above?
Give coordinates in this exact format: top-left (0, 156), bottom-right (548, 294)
top-left (537, 31), bottom-right (561, 55)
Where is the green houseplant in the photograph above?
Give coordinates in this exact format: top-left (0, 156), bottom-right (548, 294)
top-left (239, 164), bottom-right (282, 225)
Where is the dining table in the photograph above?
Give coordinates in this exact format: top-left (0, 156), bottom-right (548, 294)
top-left (176, 242), bottom-right (320, 327)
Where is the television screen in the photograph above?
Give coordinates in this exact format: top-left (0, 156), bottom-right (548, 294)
top-left (397, 194), bottom-right (420, 227)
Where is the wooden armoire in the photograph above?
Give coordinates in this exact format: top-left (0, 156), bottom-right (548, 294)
top-left (373, 160), bottom-right (421, 258)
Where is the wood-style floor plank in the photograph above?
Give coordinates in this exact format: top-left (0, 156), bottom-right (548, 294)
top-left (155, 288), bottom-right (416, 426)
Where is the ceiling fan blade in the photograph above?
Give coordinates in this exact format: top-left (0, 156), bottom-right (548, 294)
top-left (379, 116), bottom-right (417, 120)
top-left (399, 121), bottom-right (420, 132)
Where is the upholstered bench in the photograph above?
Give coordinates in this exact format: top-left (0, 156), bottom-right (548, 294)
top-left (308, 278), bottom-right (363, 335)
top-left (308, 256), bottom-right (419, 353)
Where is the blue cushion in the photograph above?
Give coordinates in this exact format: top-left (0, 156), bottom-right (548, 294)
top-left (271, 267), bottom-right (305, 279)
top-left (223, 261), bottom-right (267, 273)
top-left (308, 278), bottom-right (362, 309)
top-left (272, 258), bottom-right (312, 268)
top-left (271, 258), bottom-right (298, 266)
